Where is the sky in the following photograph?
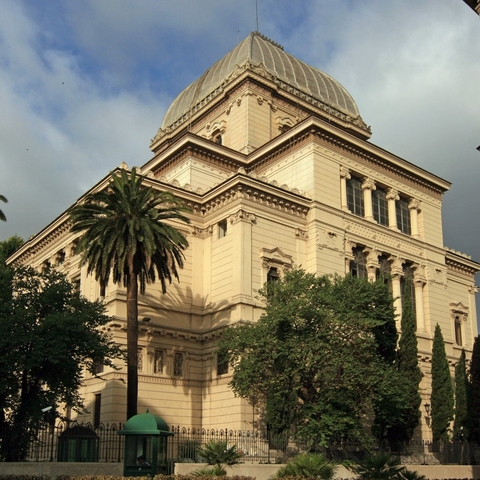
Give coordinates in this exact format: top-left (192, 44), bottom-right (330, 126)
top-left (1, 1), bottom-right (480, 273)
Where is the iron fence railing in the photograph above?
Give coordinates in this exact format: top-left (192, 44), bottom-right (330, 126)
top-left (2, 420), bottom-right (480, 466)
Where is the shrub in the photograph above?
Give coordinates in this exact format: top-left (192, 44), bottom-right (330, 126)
top-left (348, 453), bottom-right (405, 479)
top-left (274, 453), bottom-right (335, 480)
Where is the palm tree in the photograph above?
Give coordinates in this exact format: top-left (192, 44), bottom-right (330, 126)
top-left (349, 453), bottom-right (406, 479)
top-left (68, 167), bottom-right (190, 419)
top-left (0, 195), bottom-right (7, 222)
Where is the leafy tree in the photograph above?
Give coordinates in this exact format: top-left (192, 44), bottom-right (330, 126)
top-left (453, 349), bottom-right (469, 440)
top-left (275, 453), bottom-right (335, 479)
top-left (0, 235), bottom-right (23, 309)
top-left (430, 324), bottom-right (454, 443)
top-left (469, 336), bottom-right (480, 442)
top-left (0, 266), bottom-right (122, 461)
top-left (68, 167), bottom-right (190, 419)
top-left (219, 269), bottom-right (397, 450)
top-left (0, 194), bottom-right (7, 221)
top-left (375, 277), bottom-right (421, 449)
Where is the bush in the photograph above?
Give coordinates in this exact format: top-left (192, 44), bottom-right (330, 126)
top-left (274, 453), bottom-right (335, 480)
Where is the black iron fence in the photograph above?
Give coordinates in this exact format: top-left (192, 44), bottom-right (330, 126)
top-left (2, 420), bottom-right (480, 465)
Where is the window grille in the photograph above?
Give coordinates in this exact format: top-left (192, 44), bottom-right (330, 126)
top-left (154, 349), bottom-right (165, 374)
top-left (174, 352), bottom-right (184, 377)
top-left (137, 348), bottom-right (143, 372)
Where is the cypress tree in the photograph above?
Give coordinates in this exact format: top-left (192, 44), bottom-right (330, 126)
top-left (431, 324), bottom-right (454, 443)
top-left (392, 276), bottom-right (422, 445)
top-left (453, 350), bottom-right (469, 440)
top-left (373, 274), bottom-right (421, 449)
top-left (469, 336), bottom-right (480, 443)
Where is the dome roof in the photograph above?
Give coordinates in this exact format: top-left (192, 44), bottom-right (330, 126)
top-left (161, 32), bottom-right (365, 132)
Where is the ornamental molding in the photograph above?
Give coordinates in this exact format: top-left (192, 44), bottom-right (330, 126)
top-left (344, 220), bottom-right (423, 257)
top-left (192, 225), bottom-right (214, 238)
top-left (228, 209), bottom-right (257, 225)
top-left (317, 228), bottom-right (341, 252)
top-left (313, 133), bottom-right (445, 200)
top-left (425, 265), bottom-right (447, 286)
top-left (260, 246), bottom-right (293, 274)
top-left (445, 256), bottom-right (478, 276)
top-left (449, 301), bottom-right (469, 318)
top-left (12, 221), bottom-right (73, 266)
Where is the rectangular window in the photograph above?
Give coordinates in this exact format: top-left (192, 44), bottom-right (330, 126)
top-left (94, 393), bottom-right (101, 429)
top-left (218, 219), bottom-right (227, 238)
top-left (217, 350), bottom-right (229, 376)
top-left (346, 177), bottom-right (364, 217)
top-left (94, 359), bottom-right (104, 374)
top-left (455, 316), bottom-right (463, 346)
top-left (372, 188), bottom-right (388, 226)
top-left (173, 352), bottom-right (184, 377)
top-left (396, 198), bottom-right (411, 235)
top-left (154, 349), bottom-right (165, 374)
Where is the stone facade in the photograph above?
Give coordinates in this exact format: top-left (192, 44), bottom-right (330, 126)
top-left (8, 32), bottom-right (479, 440)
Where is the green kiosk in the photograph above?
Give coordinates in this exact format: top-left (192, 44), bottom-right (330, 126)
top-left (119, 410), bottom-right (173, 477)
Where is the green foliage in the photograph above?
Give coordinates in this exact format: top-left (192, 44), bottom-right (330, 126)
top-left (399, 471), bottom-right (427, 480)
top-left (349, 453), bottom-right (405, 479)
top-left (430, 324), bottom-right (454, 443)
top-left (69, 167), bottom-right (190, 419)
top-left (453, 349), bottom-right (470, 440)
top-left (196, 440), bottom-right (243, 469)
top-left (0, 266), bottom-right (123, 461)
top-left (274, 453), bottom-right (335, 479)
top-left (0, 236), bottom-right (23, 313)
top-left (191, 465), bottom-right (227, 476)
top-left (219, 269), bottom-right (397, 449)
top-left (469, 336), bottom-right (480, 442)
top-left (374, 278), bottom-right (421, 449)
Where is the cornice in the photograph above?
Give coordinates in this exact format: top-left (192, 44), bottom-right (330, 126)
top-left (445, 251), bottom-right (480, 276)
top-left (311, 128), bottom-right (449, 198)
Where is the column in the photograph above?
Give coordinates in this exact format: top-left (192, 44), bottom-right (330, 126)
top-left (386, 188), bottom-right (399, 231)
top-left (362, 177), bottom-right (376, 221)
top-left (365, 247), bottom-right (379, 282)
top-left (340, 166), bottom-right (351, 211)
top-left (413, 265), bottom-right (426, 331)
top-left (390, 256), bottom-right (404, 326)
top-left (409, 198), bottom-right (421, 239)
top-left (344, 238), bottom-right (356, 275)
top-left (229, 209), bottom-right (255, 303)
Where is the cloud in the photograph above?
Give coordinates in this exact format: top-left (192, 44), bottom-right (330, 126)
top-left (1, 0), bottom-right (479, 278)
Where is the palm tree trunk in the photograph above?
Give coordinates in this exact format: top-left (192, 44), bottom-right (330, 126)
top-left (126, 259), bottom-right (139, 419)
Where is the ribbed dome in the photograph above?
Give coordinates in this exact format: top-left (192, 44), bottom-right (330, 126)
top-left (161, 32), bottom-right (363, 131)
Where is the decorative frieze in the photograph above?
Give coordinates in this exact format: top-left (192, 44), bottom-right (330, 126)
top-left (344, 220), bottom-right (423, 257)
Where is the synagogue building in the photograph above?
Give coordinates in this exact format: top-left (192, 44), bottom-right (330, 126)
top-left (9, 32), bottom-right (479, 440)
